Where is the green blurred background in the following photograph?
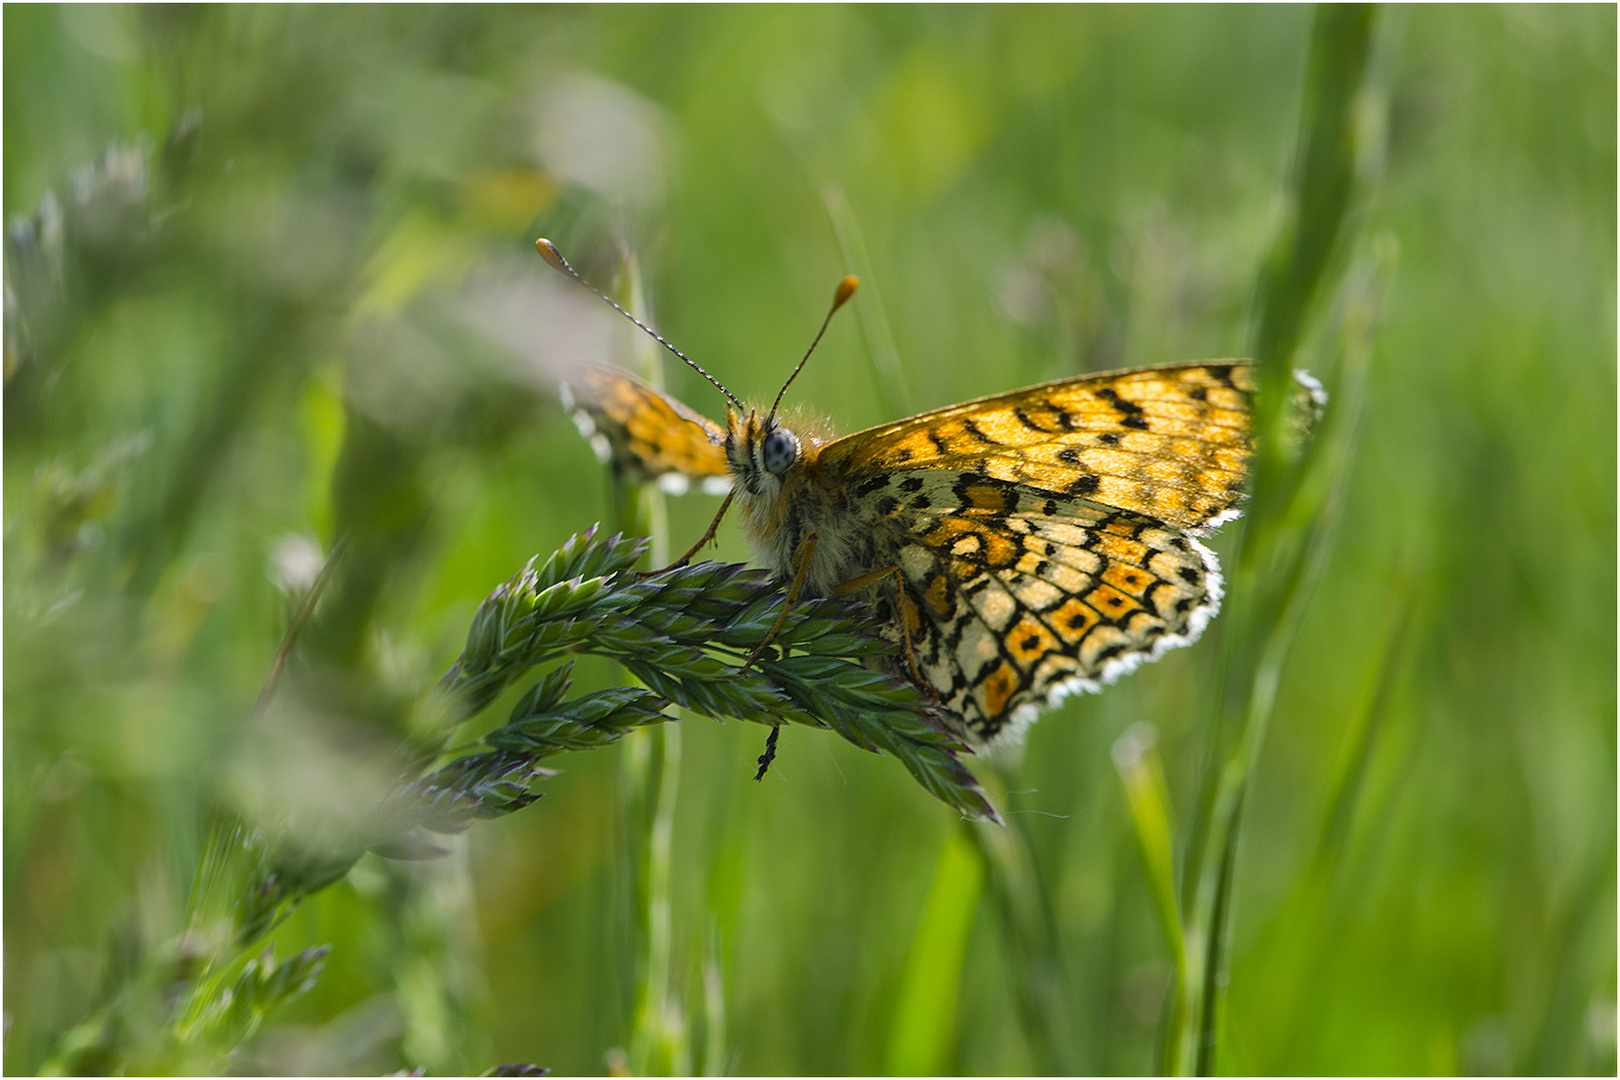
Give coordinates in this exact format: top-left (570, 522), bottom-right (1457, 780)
top-left (4, 5), bottom-right (1614, 1075)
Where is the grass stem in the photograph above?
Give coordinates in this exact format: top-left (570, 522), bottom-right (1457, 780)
top-left (1169, 7), bottom-right (1383, 1073)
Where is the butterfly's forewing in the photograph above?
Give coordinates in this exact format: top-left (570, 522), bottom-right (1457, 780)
top-left (816, 361), bottom-right (1257, 534)
top-left (559, 364), bottom-right (731, 494)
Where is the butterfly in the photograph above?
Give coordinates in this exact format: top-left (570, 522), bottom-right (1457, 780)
top-left (540, 239), bottom-right (1323, 748)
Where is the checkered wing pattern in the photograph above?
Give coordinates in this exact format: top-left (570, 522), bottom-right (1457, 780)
top-left (819, 362), bottom-right (1264, 743)
top-left (854, 472), bottom-right (1221, 744)
top-left (559, 356), bottom-right (1316, 746)
top-left (818, 361), bottom-right (1258, 533)
top-left (559, 364), bottom-right (731, 494)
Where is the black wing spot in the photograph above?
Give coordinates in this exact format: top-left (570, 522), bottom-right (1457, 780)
top-left (1020, 634), bottom-right (1040, 652)
top-left (911, 494), bottom-right (932, 510)
top-left (1057, 447), bottom-right (1082, 465)
top-left (854, 476), bottom-right (889, 497)
top-left (1179, 566), bottom-right (1201, 585)
top-left (1190, 386), bottom-right (1208, 402)
top-left (1041, 499), bottom-right (1058, 516)
top-left (877, 496), bottom-right (899, 517)
top-left (950, 472), bottom-right (1008, 505)
top-left (1098, 432), bottom-right (1120, 446)
top-left (1067, 474), bottom-right (1100, 496)
top-left (900, 476), bottom-right (924, 493)
top-left (1101, 386), bottom-right (1148, 425)
top-left (1104, 514), bottom-right (1145, 538)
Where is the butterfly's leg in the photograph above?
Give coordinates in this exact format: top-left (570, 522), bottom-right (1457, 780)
top-left (666, 489), bottom-right (735, 570)
top-left (832, 565), bottom-right (931, 696)
top-left (739, 531), bottom-right (819, 673)
top-left (640, 489), bottom-right (734, 578)
top-left (753, 723), bottom-right (781, 781)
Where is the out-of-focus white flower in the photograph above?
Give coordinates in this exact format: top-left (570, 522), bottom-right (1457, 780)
top-left (269, 534), bottom-right (326, 596)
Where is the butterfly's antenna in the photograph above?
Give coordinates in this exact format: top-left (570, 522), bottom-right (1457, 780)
top-left (536, 238), bottom-right (745, 413)
top-left (768, 275), bottom-right (859, 422)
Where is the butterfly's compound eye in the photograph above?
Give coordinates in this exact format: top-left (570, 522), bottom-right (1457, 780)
top-left (761, 427), bottom-right (800, 474)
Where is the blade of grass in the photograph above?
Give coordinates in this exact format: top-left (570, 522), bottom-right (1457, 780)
top-left (700, 917), bottom-right (728, 1077)
top-left (967, 766), bottom-right (1077, 1075)
top-left (1523, 773), bottom-right (1618, 1072)
top-left (882, 827), bottom-right (985, 1076)
top-left (1112, 723), bottom-right (1186, 1073)
top-left (611, 239), bottom-right (691, 1077)
top-left (1266, 580), bottom-right (1420, 1069)
top-left (1181, 2), bottom-right (1383, 921)
top-left (1172, 9), bottom-right (1385, 1072)
top-left (627, 722), bottom-right (688, 1077)
top-left (1197, 239), bottom-right (1390, 1075)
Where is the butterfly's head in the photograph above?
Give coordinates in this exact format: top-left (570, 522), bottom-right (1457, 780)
top-left (533, 238), bottom-right (855, 503)
top-left (726, 409), bottom-right (799, 498)
top-left (724, 273), bottom-right (857, 500)
top-left (725, 406), bottom-right (833, 501)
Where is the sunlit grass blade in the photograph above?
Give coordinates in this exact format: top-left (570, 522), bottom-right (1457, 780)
top-left (606, 245), bottom-right (689, 1079)
top-left (699, 917), bottom-right (728, 1077)
top-left (1112, 722), bottom-right (1185, 1072)
top-left (1522, 815), bottom-right (1618, 1074)
top-left (883, 828), bottom-right (985, 1076)
top-left (1261, 584), bottom-right (1418, 1069)
top-left (1172, 7), bottom-right (1385, 1073)
top-left (967, 767), bottom-right (1077, 1075)
top-left (1186, 234), bottom-right (1389, 1076)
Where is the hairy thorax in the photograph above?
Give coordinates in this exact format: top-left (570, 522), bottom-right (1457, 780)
top-left (726, 410), bottom-right (892, 599)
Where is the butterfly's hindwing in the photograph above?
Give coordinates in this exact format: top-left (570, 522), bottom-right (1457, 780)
top-left (855, 470), bottom-right (1221, 744)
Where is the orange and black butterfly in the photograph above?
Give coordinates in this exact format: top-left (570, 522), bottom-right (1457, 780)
top-left (541, 239), bottom-right (1323, 747)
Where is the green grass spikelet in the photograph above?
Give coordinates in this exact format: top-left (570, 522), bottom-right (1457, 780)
top-left (427, 527), bottom-right (995, 823)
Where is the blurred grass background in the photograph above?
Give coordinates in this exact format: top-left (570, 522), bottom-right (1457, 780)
top-left (4, 5), bottom-right (1614, 1075)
